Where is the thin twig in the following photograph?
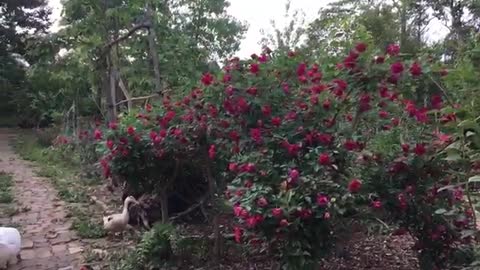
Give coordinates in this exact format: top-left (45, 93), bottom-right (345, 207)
top-left (169, 192), bottom-right (210, 221)
top-left (429, 75), bottom-right (454, 107)
top-left (115, 94), bottom-right (159, 106)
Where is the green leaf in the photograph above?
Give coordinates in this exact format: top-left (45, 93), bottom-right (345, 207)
top-left (444, 148), bottom-right (462, 161)
top-left (434, 208), bottom-right (447, 215)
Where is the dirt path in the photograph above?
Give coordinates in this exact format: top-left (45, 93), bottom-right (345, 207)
top-left (0, 129), bottom-right (83, 270)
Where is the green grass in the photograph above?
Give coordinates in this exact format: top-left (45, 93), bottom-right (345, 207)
top-left (13, 132), bottom-right (106, 239)
top-left (68, 205), bottom-right (106, 239)
top-left (0, 172), bottom-right (14, 204)
top-left (0, 172), bottom-right (17, 218)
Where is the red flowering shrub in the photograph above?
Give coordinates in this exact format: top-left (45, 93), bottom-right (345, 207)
top-left (95, 43), bottom-right (477, 269)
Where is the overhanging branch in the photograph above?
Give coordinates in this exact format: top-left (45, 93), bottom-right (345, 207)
top-left (102, 22), bottom-right (151, 53)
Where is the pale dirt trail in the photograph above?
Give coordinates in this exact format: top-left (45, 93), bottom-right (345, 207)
top-left (0, 128), bottom-right (83, 270)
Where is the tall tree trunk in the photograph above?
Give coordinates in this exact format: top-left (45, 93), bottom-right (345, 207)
top-left (104, 56), bottom-right (115, 122)
top-left (400, 0), bottom-right (408, 50)
top-left (146, 1), bottom-right (162, 95)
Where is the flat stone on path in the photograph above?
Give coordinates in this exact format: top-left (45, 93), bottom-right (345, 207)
top-left (0, 129), bottom-right (83, 270)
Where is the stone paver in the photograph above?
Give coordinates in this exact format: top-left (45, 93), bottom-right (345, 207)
top-left (0, 129), bottom-right (83, 270)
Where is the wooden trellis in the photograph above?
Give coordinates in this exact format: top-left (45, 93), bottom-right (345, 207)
top-left (98, 1), bottom-right (163, 121)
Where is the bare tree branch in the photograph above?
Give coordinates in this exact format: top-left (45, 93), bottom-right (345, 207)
top-left (102, 23), bottom-right (150, 52)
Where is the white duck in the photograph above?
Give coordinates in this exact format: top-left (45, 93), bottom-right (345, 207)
top-left (0, 227), bottom-right (21, 269)
top-left (103, 196), bottom-right (138, 235)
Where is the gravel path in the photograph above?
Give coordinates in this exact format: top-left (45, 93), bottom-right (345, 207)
top-left (0, 128), bottom-right (83, 270)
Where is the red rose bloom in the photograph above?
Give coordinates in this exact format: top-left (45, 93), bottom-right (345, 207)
top-left (414, 143), bottom-right (426, 156)
top-left (261, 105), bottom-right (272, 116)
top-left (318, 153), bottom-right (331, 165)
top-left (94, 129), bottom-right (102, 140)
top-left (410, 62), bottom-right (422, 76)
top-left (208, 144), bottom-right (216, 159)
top-left (106, 139), bottom-right (114, 149)
top-left (257, 197), bottom-right (268, 207)
top-left (348, 179), bottom-right (362, 193)
top-left (201, 73), bottom-right (214, 86)
top-left (372, 200), bottom-right (382, 209)
top-left (391, 62), bottom-right (404, 74)
top-left (108, 122), bottom-right (118, 130)
top-left (234, 227), bottom-right (243, 243)
top-left (386, 44), bottom-right (400, 56)
top-left (250, 128), bottom-right (262, 144)
top-left (316, 194), bottom-right (329, 207)
top-left (355, 42), bottom-right (367, 53)
top-left (272, 208), bottom-right (283, 218)
top-left (271, 116), bottom-right (282, 127)
top-left (250, 63), bottom-right (260, 74)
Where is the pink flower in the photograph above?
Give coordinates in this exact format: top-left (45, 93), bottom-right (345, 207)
top-left (375, 55), bottom-right (385, 64)
top-left (316, 194), bottom-right (329, 207)
top-left (298, 208), bottom-right (312, 219)
top-left (453, 188), bottom-right (464, 201)
top-left (410, 62), bottom-right (422, 76)
top-left (228, 163), bottom-right (238, 172)
top-left (386, 44), bottom-right (400, 56)
top-left (201, 73), bottom-right (214, 86)
top-left (288, 169), bottom-right (300, 182)
top-left (355, 42), bottom-right (367, 53)
top-left (344, 140), bottom-right (360, 151)
top-left (391, 62), bottom-right (404, 74)
top-left (94, 129), bottom-right (103, 140)
top-left (108, 122), bottom-right (118, 130)
top-left (333, 79), bottom-right (348, 91)
top-left (250, 128), bottom-right (262, 144)
top-left (208, 145), bottom-right (216, 159)
top-left (106, 140), bottom-right (114, 149)
top-left (322, 99), bottom-right (331, 110)
top-left (145, 103), bottom-right (152, 112)
top-left (271, 116), bottom-right (282, 127)
top-left (379, 110), bottom-right (389, 119)
top-left (279, 219), bottom-right (289, 227)
top-left (240, 163), bottom-right (256, 173)
top-left (222, 73), bottom-right (231, 83)
top-left (257, 197), bottom-right (268, 207)
top-left (431, 94), bottom-right (443, 110)
top-left (372, 200), bottom-right (382, 209)
top-left (414, 144), bottom-right (426, 156)
top-left (247, 215), bottom-right (263, 228)
top-left (250, 63), bottom-right (260, 74)
top-left (233, 205), bottom-right (243, 217)
top-left (259, 53), bottom-right (268, 63)
top-left (297, 63), bottom-right (307, 76)
top-left (348, 179), bottom-right (362, 193)
top-left (246, 86), bottom-right (258, 96)
top-left (229, 130), bottom-right (240, 142)
top-left (318, 153), bottom-right (331, 166)
top-left (234, 227), bottom-right (243, 243)
top-left (272, 208), bottom-right (283, 218)
top-left (261, 105), bottom-right (272, 116)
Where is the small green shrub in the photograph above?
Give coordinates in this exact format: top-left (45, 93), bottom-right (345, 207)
top-left (35, 127), bottom-right (60, 147)
top-left (112, 223), bottom-right (175, 270)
